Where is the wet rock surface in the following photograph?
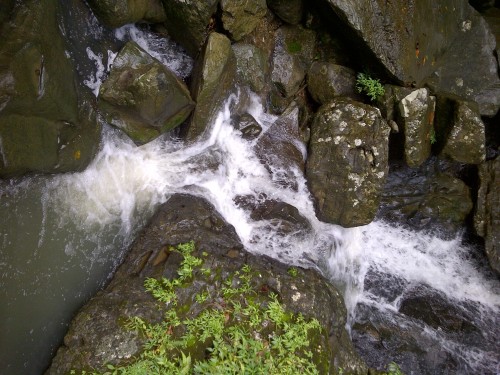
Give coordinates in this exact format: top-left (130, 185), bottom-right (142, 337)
top-left (307, 62), bottom-right (360, 105)
top-left (87, 0), bottom-right (166, 28)
top-left (221, 0), bottom-right (268, 41)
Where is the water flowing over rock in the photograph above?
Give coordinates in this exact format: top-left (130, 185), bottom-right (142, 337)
top-left (266, 0), bottom-right (304, 25)
top-left (47, 194), bottom-right (367, 374)
top-left (475, 158), bottom-right (500, 274)
top-left (160, 0), bottom-right (219, 56)
top-left (183, 32), bottom-right (237, 142)
top-left (0, 0), bottom-right (100, 178)
top-left (307, 61), bottom-right (359, 105)
top-left (98, 41), bottom-right (194, 145)
top-left (306, 97), bottom-right (390, 227)
top-left (221, 0), bottom-right (268, 41)
top-left (87, 0), bottom-right (166, 28)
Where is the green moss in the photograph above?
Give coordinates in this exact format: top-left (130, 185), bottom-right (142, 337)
top-left (286, 40), bottom-right (302, 54)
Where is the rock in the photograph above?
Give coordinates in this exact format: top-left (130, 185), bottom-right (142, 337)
top-left (378, 159), bottom-right (473, 233)
top-left (98, 41), bottom-right (195, 145)
top-left (232, 113), bottom-right (262, 140)
top-left (319, 0), bottom-right (500, 116)
top-left (221, 0), bottom-right (267, 41)
top-left (398, 88), bottom-right (435, 167)
top-left (376, 85), bottom-right (413, 123)
top-left (307, 61), bottom-right (359, 104)
top-left (306, 97), bottom-right (390, 227)
top-left (87, 0), bottom-right (166, 29)
top-left (0, 0), bottom-right (100, 178)
top-left (434, 93), bottom-right (486, 165)
top-left (161, 0), bottom-right (218, 56)
top-left (474, 158), bottom-right (500, 274)
top-left (47, 194), bottom-right (367, 374)
top-left (233, 43), bottom-right (268, 93)
top-left (267, 0), bottom-right (304, 24)
top-left (184, 33), bottom-right (237, 142)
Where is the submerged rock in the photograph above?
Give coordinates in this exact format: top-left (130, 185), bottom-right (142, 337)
top-left (47, 194), bottom-right (367, 374)
top-left (98, 41), bottom-right (195, 145)
top-left (87, 0), bottom-right (166, 28)
top-left (0, 0), bottom-right (100, 178)
top-left (306, 97), bottom-right (390, 227)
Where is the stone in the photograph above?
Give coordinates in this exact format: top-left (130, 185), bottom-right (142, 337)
top-left (0, 0), bottom-right (100, 178)
top-left (307, 61), bottom-right (359, 104)
top-left (221, 0), bottom-right (267, 41)
top-left (183, 33), bottom-right (237, 142)
top-left (161, 0), bottom-right (219, 56)
top-left (232, 113), bottom-right (262, 140)
top-left (98, 41), bottom-right (195, 145)
top-left (233, 43), bottom-right (268, 93)
top-left (87, 0), bottom-right (166, 28)
top-left (398, 88), bottom-right (435, 167)
top-left (267, 0), bottom-right (304, 25)
top-left (306, 97), bottom-right (390, 227)
top-left (474, 158), bottom-right (500, 274)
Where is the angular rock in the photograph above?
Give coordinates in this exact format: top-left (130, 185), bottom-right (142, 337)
top-left (98, 41), bottom-right (195, 145)
top-left (161, 0), bottom-right (218, 56)
top-left (87, 0), bottom-right (166, 29)
top-left (306, 97), bottom-right (390, 227)
top-left (267, 0), bottom-right (304, 25)
top-left (474, 158), bottom-right (500, 274)
top-left (47, 194), bottom-right (367, 374)
top-left (184, 33), bottom-right (237, 142)
top-left (221, 0), bottom-right (267, 41)
top-left (232, 112), bottom-right (262, 140)
top-left (435, 94), bottom-right (486, 164)
top-left (377, 84), bottom-right (413, 123)
top-left (233, 43), bottom-right (268, 93)
top-left (307, 61), bottom-right (359, 104)
top-left (0, 0), bottom-right (100, 178)
top-left (398, 88), bottom-right (435, 167)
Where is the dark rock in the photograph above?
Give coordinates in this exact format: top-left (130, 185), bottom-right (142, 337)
top-left (233, 113), bottom-right (263, 140)
top-left (183, 32), bottom-right (237, 142)
top-left (307, 61), bottom-right (359, 104)
top-left (0, 0), bottom-right (100, 178)
top-left (160, 0), bottom-right (218, 56)
top-left (306, 97), bottom-right (390, 227)
top-left (98, 41), bottom-right (195, 145)
top-left (87, 0), bottom-right (166, 29)
top-left (474, 158), bottom-right (500, 274)
top-left (267, 0), bottom-right (304, 25)
top-left (376, 85), bottom-right (413, 123)
top-left (233, 43), bottom-right (269, 93)
top-left (47, 194), bottom-right (367, 374)
top-left (221, 0), bottom-right (267, 41)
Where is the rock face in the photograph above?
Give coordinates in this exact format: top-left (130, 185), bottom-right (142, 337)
top-left (306, 97), bottom-right (390, 227)
top-left (267, 0), bottom-right (303, 24)
top-left (475, 158), bottom-right (500, 274)
top-left (233, 43), bottom-right (268, 93)
top-left (184, 32), bottom-right (237, 142)
top-left (87, 0), bottom-right (166, 28)
top-left (307, 62), bottom-right (359, 105)
top-left (98, 42), bottom-right (195, 145)
top-left (47, 194), bottom-right (367, 374)
top-left (0, 0), bottom-right (100, 178)
top-left (221, 0), bottom-right (268, 41)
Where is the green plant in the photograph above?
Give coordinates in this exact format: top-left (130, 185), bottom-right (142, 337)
top-left (430, 127), bottom-right (437, 144)
top-left (386, 361), bottom-right (404, 375)
top-left (356, 73), bottom-right (385, 101)
top-left (287, 267), bottom-right (298, 277)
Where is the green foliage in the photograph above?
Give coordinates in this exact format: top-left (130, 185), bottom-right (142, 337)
top-left (286, 40), bottom-right (302, 54)
top-left (287, 267), bottom-right (298, 277)
top-left (386, 362), bottom-right (404, 375)
top-left (75, 242), bottom-right (325, 375)
top-left (356, 73), bottom-right (385, 101)
top-left (430, 127), bottom-right (437, 144)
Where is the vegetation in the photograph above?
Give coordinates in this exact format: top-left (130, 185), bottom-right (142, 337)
top-left (72, 242), bottom-right (326, 375)
top-left (429, 127), bottom-right (437, 144)
top-left (356, 73), bottom-right (385, 101)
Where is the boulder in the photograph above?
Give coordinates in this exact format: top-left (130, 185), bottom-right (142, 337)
top-left (378, 159), bottom-right (473, 233)
top-left (232, 112), bottom-right (263, 140)
top-left (98, 41), bottom-right (195, 145)
top-left (434, 93), bottom-right (486, 165)
top-left (233, 43), bottom-right (268, 93)
top-left (47, 194), bottom-right (367, 374)
top-left (306, 97), bottom-right (390, 227)
top-left (398, 88), bottom-right (435, 167)
top-left (221, 0), bottom-right (267, 41)
top-left (184, 33), bottom-right (237, 142)
top-left (319, 0), bottom-right (500, 116)
top-left (161, 0), bottom-right (219, 56)
top-left (0, 0), bottom-right (100, 178)
top-left (87, 0), bottom-right (166, 29)
top-left (266, 0), bottom-right (304, 25)
top-left (474, 158), bottom-right (500, 274)
top-left (307, 61), bottom-right (359, 104)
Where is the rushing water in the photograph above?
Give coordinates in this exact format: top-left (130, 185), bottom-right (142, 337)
top-left (1, 25), bottom-right (499, 375)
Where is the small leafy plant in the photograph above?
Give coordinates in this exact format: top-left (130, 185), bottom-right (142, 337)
top-left (356, 72), bottom-right (385, 101)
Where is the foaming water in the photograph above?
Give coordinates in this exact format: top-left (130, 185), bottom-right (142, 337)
top-left (1, 92), bottom-right (499, 374)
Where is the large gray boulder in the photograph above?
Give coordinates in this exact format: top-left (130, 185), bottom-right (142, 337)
top-left (233, 43), bottom-right (268, 93)
top-left (87, 0), bottom-right (166, 28)
top-left (221, 0), bottom-right (267, 41)
top-left (306, 97), bottom-right (390, 227)
top-left (475, 158), bottom-right (500, 274)
top-left (320, 0), bottom-right (500, 116)
top-left (0, 0), bottom-right (100, 178)
top-left (47, 194), bottom-right (367, 374)
top-left (184, 32), bottom-right (237, 142)
top-left (98, 42), bottom-right (195, 145)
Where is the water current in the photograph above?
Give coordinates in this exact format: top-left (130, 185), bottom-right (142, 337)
top-left (0, 25), bottom-right (499, 375)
